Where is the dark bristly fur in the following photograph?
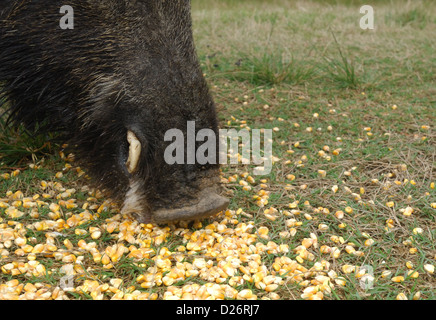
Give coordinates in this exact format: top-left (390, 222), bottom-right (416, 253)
top-left (0, 0), bottom-right (223, 223)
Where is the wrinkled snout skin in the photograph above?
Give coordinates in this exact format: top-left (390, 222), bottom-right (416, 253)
top-left (144, 187), bottom-right (229, 224)
top-left (0, 1), bottom-right (229, 223)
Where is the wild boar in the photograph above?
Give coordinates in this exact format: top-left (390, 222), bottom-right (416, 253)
top-left (0, 1), bottom-right (229, 223)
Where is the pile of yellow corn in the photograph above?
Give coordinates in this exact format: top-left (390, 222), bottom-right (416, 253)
top-left (1, 113), bottom-right (435, 300)
top-left (0, 165), bottom-right (332, 300)
top-left (1, 157), bottom-right (435, 300)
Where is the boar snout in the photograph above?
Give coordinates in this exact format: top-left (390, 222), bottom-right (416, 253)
top-left (152, 187), bottom-right (229, 224)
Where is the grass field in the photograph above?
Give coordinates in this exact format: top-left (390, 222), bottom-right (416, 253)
top-left (0, 0), bottom-right (435, 300)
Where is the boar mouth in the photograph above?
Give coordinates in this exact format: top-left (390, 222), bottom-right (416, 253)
top-left (152, 187), bottom-right (230, 224)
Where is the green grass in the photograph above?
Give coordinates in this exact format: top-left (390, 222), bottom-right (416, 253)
top-left (1, 0), bottom-right (435, 300)
top-left (0, 116), bottom-right (55, 167)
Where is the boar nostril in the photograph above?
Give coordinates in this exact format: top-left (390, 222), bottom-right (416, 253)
top-left (153, 188), bottom-right (230, 224)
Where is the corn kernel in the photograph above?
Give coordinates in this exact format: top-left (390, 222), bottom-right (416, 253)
top-left (237, 289), bottom-right (256, 300)
top-left (342, 265), bottom-right (355, 274)
top-left (391, 276), bottom-right (404, 283)
top-left (91, 230), bottom-right (102, 239)
top-left (402, 206), bottom-right (414, 216)
top-left (265, 284), bottom-right (278, 292)
top-left (365, 239), bottom-right (375, 246)
top-left (407, 270), bottom-right (419, 278)
top-left (396, 292), bottom-right (408, 300)
top-left (286, 174), bottom-right (295, 181)
top-left (345, 246), bottom-right (355, 254)
top-left (63, 239), bottom-right (73, 250)
top-left (318, 224), bottom-right (329, 231)
top-left (23, 283), bottom-right (37, 293)
top-left (75, 229), bottom-right (87, 236)
top-left (318, 170), bottom-right (326, 178)
top-left (412, 228), bottom-right (423, 235)
top-left (424, 264), bottom-right (434, 274)
top-left (257, 227), bottom-right (269, 239)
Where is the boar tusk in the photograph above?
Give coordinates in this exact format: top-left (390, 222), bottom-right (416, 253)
top-left (126, 130), bottom-right (141, 174)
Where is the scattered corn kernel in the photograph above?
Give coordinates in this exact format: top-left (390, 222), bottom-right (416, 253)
top-left (391, 276), bottom-right (405, 283)
top-left (396, 292), bottom-right (408, 300)
top-left (424, 264), bottom-right (434, 274)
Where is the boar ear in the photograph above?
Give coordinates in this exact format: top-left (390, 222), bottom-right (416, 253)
top-left (126, 130), bottom-right (141, 174)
